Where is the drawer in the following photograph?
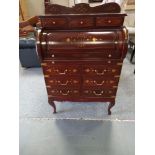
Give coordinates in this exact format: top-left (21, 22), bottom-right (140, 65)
top-left (42, 64), bottom-right (81, 76)
top-left (47, 89), bottom-right (80, 97)
top-left (69, 17), bottom-right (94, 28)
top-left (45, 50), bottom-right (122, 59)
top-left (96, 16), bottom-right (124, 27)
top-left (83, 65), bottom-right (121, 76)
top-left (83, 89), bottom-right (116, 98)
top-left (45, 76), bottom-right (81, 88)
top-left (83, 77), bottom-right (119, 88)
top-left (40, 17), bottom-right (67, 28)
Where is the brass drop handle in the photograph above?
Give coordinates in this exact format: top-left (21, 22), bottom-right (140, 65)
top-left (94, 70), bottom-right (104, 75)
top-left (93, 91), bottom-right (104, 96)
top-left (55, 69), bottom-right (68, 75)
top-left (93, 80), bottom-right (105, 86)
top-left (60, 90), bottom-right (70, 96)
top-left (58, 80), bottom-right (69, 86)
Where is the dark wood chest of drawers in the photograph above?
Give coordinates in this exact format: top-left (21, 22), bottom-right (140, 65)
top-left (36, 3), bottom-right (128, 115)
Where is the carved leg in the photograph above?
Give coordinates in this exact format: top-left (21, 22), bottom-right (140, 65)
top-left (50, 101), bottom-right (56, 114)
top-left (108, 102), bottom-right (115, 115)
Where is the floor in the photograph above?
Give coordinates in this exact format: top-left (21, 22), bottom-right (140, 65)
top-left (19, 55), bottom-right (135, 155)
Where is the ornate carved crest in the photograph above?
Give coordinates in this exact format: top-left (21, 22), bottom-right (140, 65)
top-left (44, 2), bottom-right (121, 14)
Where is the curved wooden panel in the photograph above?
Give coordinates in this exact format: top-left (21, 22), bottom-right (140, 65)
top-left (44, 2), bottom-right (121, 14)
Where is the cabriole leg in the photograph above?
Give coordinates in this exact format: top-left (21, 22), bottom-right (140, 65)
top-left (108, 102), bottom-right (115, 115)
top-left (50, 101), bottom-right (56, 114)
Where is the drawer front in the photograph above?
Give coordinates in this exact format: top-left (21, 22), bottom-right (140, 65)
top-left (41, 17), bottom-right (67, 28)
top-left (83, 89), bottom-right (116, 97)
top-left (96, 17), bottom-right (124, 27)
top-left (83, 65), bottom-right (121, 76)
top-left (45, 50), bottom-right (122, 60)
top-left (43, 65), bottom-right (81, 76)
top-left (83, 77), bottom-right (119, 88)
top-left (41, 60), bottom-right (123, 66)
top-left (45, 76), bottom-right (81, 88)
top-left (48, 89), bottom-right (80, 97)
top-left (69, 17), bottom-right (94, 28)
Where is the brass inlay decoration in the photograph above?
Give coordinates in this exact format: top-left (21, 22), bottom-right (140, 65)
top-left (52, 61), bottom-right (55, 64)
top-left (51, 90), bottom-right (55, 93)
top-left (117, 62), bottom-right (123, 66)
top-left (47, 69), bottom-right (52, 72)
top-left (111, 96), bottom-right (116, 98)
top-left (108, 60), bottom-right (111, 64)
top-left (112, 69), bottom-right (116, 73)
top-left (92, 37), bottom-right (97, 42)
top-left (73, 80), bottom-right (78, 84)
top-left (85, 69), bottom-right (90, 72)
top-left (80, 21), bottom-right (84, 24)
top-left (46, 85), bottom-right (51, 88)
top-left (108, 54), bottom-right (112, 58)
top-left (51, 54), bottom-right (55, 58)
top-left (85, 80), bottom-right (89, 83)
top-left (66, 38), bottom-right (71, 42)
top-left (110, 80), bottom-right (114, 84)
top-left (41, 42), bottom-right (46, 45)
top-left (73, 69), bottom-right (77, 72)
top-left (114, 75), bottom-right (120, 78)
top-left (52, 21), bottom-right (56, 24)
top-left (108, 20), bottom-right (112, 23)
top-left (41, 63), bottom-right (47, 66)
top-left (84, 90), bottom-right (89, 94)
top-left (73, 90), bottom-right (79, 93)
top-left (44, 75), bottom-right (49, 78)
top-left (123, 27), bottom-right (128, 40)
top-left (115, 41), bottom-right (118, 44)
top-left (113, 86), bottom-right (117, 88)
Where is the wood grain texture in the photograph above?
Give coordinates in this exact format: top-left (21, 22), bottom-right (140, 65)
top-left (37, 3), bottom-right (128, 114)
top-left (44, 2), bottom-right (121, 14)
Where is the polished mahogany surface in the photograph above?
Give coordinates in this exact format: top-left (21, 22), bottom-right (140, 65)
top-left (36, 3), bottom-right (128, 115)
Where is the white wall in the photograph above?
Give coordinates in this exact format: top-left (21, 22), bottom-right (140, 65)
top-left (25, 0), bottom-right (69, 18)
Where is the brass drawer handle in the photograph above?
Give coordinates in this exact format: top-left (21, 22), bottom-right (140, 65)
top-left (93, 91), bottom-right (104, 96)
top-left (95, 70), bottom-right (104, 75)
top-left (55, 69), bottom-right (68, 75)
top-left (93, 81), bottom-right (104, 86)
top-left (60, 90), bottom-right (70, 96)
top-left (58, 80), bottom-right (69, 86)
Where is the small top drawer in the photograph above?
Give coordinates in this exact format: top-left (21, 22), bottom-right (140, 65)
top-left (40, 17), bottom-right (67, 28)
top-left (69, 17), bottom-right (94, 28)
top-left (96, 16), bottom-right (124, 27)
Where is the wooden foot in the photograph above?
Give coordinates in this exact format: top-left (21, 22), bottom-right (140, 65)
top-left (50, 101), bottom-right (57, 114)
top-left (108, 102), bottom-right (115, 115)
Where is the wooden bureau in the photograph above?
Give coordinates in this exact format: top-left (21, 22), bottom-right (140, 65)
top-left (36, 3), bottom-right (128, 115)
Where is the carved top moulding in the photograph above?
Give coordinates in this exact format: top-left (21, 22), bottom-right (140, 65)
top-left (43, 1), bottom-right (121, 14)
